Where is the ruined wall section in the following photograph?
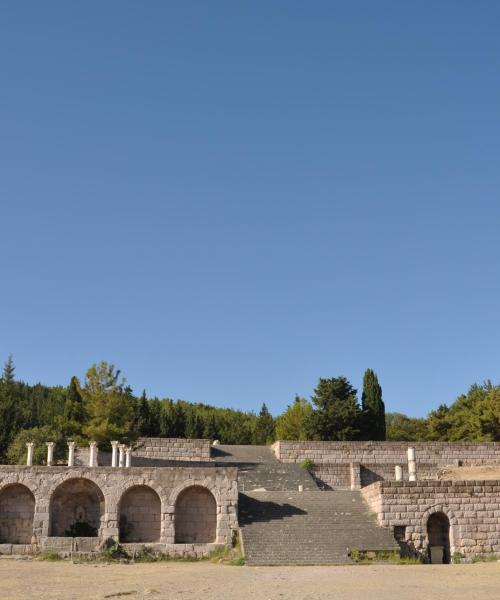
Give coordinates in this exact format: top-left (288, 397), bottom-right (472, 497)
top-left (272, 441), bottom-right (500, 489)
top-left (134, 438), bottom-right (212, 462)
top-left (74, 438), bottom-right (212, 467)
top-left (0, 464), bottom-right (237, 557)
top-left (361, 479), bottom-right (500, 560)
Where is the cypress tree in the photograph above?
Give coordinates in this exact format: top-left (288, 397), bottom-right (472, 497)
top-left (1, 355), bottom-right (15, 385)
top-left (361, 369), bottom-right (386, 440)
top-left (253, 403), bottom-right (275, 445)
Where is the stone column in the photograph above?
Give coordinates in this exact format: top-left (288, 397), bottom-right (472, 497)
top-left (89, 442), bottom-right (97, 467)
top-left (46, 442), bottom-right (55, 466)
top-left (125, 447), bottom-right (132, 467)
top-left (26, 442), bottom-right (34, 466)
top-left (395, 465), bottom-right (403, 481)
top-left (407, 447), bottom-right (417, 481)
top-left (67, 441), bottom-right (76, 467)
top-left (111, 441), bottom-right (119, 467)
top-left (118, 444), bottom-right (125, 467)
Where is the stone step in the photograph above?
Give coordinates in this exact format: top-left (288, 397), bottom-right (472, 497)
top-left (239, 490), bottom-right (398, 566)
top-left (214, 445), bottom-right (318, 492)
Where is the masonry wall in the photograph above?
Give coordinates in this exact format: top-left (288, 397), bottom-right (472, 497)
top-left (272, 441), bottom-right (500, 488)
top-left (74, 438), bottom-right (212, 467)
top-left (134, 438), bottom-right (212, 462)
top-left (0, 464), bottom-right (237, 557)
top-left (361, 479), bottom-right (500, 560)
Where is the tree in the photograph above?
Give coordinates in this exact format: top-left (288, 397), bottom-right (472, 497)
top-left (308, 376), bottom-right (362, 441)
top-left (275, 396), bottom-right (313, 440)
top-left (6, 425), bottom-right (65, 465)
top-left (203, 412), bottom-right (218, 440)
top-left (361, 369), bottom-right (386, 440)
top-left (136, 390), bottom-right (152, 436)
top-left (253, 403), bottom-right (275, 445)
top-left (82, 362), bottom-right (138, 447)
top-left (1, 355), bottom-right (15, 385)
top-left (385, 413), bottom-right (429, 441)
top-left (64, 376), bottom-right (85, 423)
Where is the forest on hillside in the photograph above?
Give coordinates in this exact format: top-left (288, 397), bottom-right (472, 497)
top-left (0, 356), bottom-right (499, 465)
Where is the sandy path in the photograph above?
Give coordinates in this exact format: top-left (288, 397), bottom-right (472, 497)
top-left (0, 559), bottom-right (499, 600)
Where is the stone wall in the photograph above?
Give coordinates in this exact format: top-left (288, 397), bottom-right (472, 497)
top-left (361, 479), bottom-right (500, 561)
top-left (74, 438), bottom-right (212, 467)
top-left (0, 464), bottom-right (237, 557)
top-left (272, 441), bottom-right (500, 488)
top-left (0, 484), bottom-right (35, 544)
top-left (134, 438), bottom-right (211, 462)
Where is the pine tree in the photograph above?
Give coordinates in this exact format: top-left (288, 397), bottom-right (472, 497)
top-left (253, 403), bottom-right (275, 445)
top-left (203, 412), bottom-right (218, 440)
top-left (64, 376), bottom-right (85, 424)
top-left (137, 390), bottom-right (152, 436)
top-left (1, 355), bottom-right (15, 385)
top-left (82, 362), bottom-right (138, 447)
top-left (309, 376), bottom-right (361, 441)
top-left (361, 369), bottom-right (386, 440)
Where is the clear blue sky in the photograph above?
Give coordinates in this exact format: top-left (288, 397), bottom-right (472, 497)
top-left (1, 2), bottom-right (499, 417)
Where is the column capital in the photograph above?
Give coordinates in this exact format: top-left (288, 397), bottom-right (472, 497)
top-left (46, 441), bottom-right (55, 448)
top-left (111, 440), bottom-right (119, 447)
top-left (26, 442), bottom-right (35, 449)
top-left (89, 441), bottom-right (97, 448)
top-left (67, 440), bottom-right (76, 448)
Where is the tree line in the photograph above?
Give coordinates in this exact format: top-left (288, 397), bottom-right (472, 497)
top-left (0, 355), bottom-right (498, 464)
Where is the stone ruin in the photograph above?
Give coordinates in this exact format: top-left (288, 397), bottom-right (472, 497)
top-left (1, 437), bottom-right (500, 564)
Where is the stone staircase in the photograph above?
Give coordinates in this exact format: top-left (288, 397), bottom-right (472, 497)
top-left (213, 444), bottom-right (398, 565)
top-left (213, 445), bottom-right (317, 492)
top-left (239, 490), bottom-right (398, 565)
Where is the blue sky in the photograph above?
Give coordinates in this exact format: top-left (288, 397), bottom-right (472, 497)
top-left (1, 2), bottom-right (499, 417)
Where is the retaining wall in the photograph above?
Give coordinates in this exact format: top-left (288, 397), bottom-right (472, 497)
top-left (361, 479), bottom-right (500, 560)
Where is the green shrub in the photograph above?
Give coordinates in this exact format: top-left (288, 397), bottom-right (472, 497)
top-left (301, 458), bottom-right (314, 470)
top-left (40, 550), bottom-right (63, 561)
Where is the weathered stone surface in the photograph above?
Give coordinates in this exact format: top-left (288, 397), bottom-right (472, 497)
top-left (0, 464), bottom-right (238, 555)
top-left (361, 479), bottom-right (500, 561)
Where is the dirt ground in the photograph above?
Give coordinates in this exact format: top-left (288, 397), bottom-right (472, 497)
top-left (437, 464), bottom-right (500, 480)
top-left (0, 559), bottom-right (499, 600)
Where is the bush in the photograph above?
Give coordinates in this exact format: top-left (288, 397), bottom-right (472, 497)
top-left (300, 458), bottom-right (314, 471)
top-left (40, 550), bottom-right (63, 561)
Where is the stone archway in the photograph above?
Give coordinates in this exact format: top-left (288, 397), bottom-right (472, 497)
top-left (50, 478), bottom-right (104, 537)
top-left (119, 485), bottom-right (161, 543)
top-left (175, 485), bottom-right (217, 543)
top-left (427, 512), bottom-right (451, 564)
top-left (0, 484), bottom-right (35, 544)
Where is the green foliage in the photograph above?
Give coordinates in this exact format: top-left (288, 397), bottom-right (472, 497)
top-left (98, 541), bottom-right (130, 561)
top-left (82, 362), bottom-right (139, 448)
top-left (40, 550), bottom-right (63, 561)
top-left (361, 369), bottom-right (386, 440)
top-left (252, 403), bottom-right (275, 445)
top-left (1, 355), bottom-right (15, 385)
top-left (275, 396), bottom-right (312, 440)
top-left (6, 426), bottom-right (65, 465)
top-left (2, 354), bottom-right (500, 453)
top-left (385, 413), bottom-right (429, 441)
top-left (308, 377), bottom-right (362, 441)
top-left (300, 457), bottom-right (314, 470)
top-left (471, 553), bottom-right (498, 563)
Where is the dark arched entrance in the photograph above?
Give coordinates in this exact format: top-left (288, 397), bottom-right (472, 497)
top-left (427, 512), bottom-right (450, 564)
top-left (50, 478), bottom-right (104, 537)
